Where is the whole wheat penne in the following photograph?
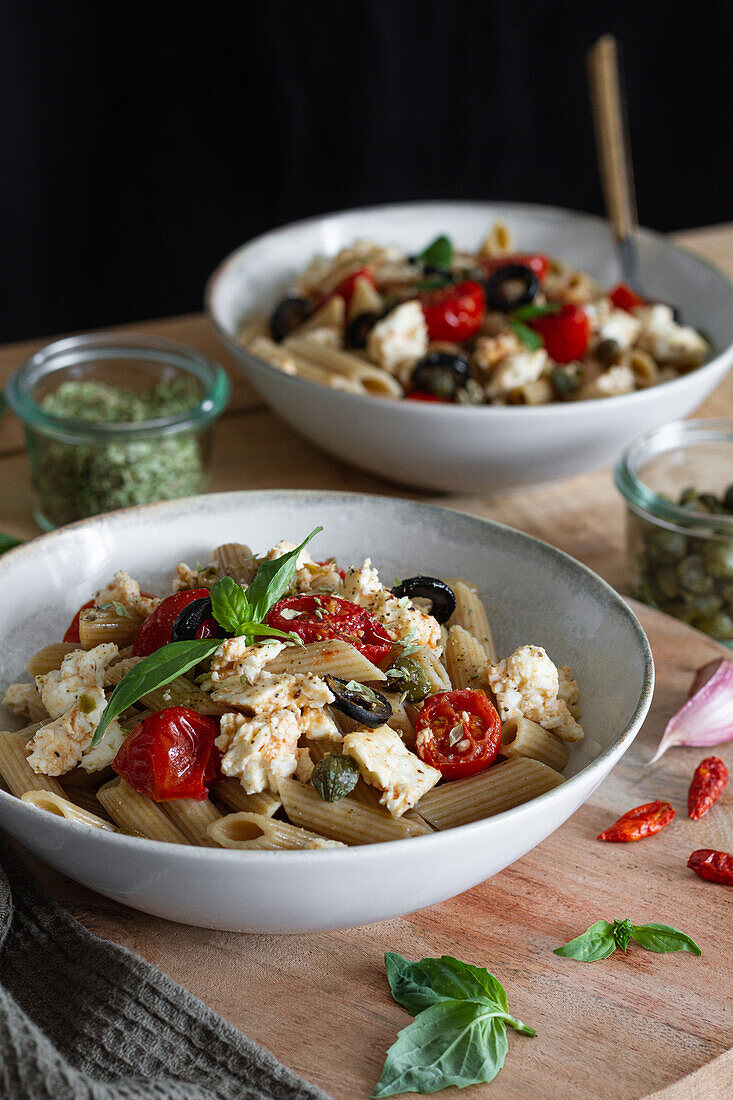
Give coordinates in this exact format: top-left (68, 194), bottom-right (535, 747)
top-left (501, 716), bottom-right (570, 771)
top-left (208, 811), bottom-right (345, 850)
top-left (380, 692), bottom-right (415, 746)
top-left (250, 336), bottom-right (366, 394)
top-left (0, 731), bottom-right (65, 798)
top-left (96, 778), bottom-right (187, 843)
top-left (268, 639), bottom-right (386, 682)
top-left (346, 274), bottom-right (383, 322)
top-left (210, 542), bottom-right (256, 585)
top-left (238, 316), bottom-right (269, 345)
top-left (297, 295), bottom-right (345, 333)
top-left (105, 660), bottom-right (225, 715)
top-left (78, 606), bottom-right (143, 648)
top-left (60, 784), bottom-right (114, 819)
top-left (445, 625), bottom-right (487, 691)
top-left (25, 642), bottom-right (79, 677)
top-left (284, 335), bottom-right (403, 398)
top-left (417, 757), bottom-right (565, 830)
top-left (278, 778), bottom-right (432, 845)
top-left (479, 219), bottom-right (514, 258)
top-left (62, 764), bottom-right (116, 789)
top-left (410, 648), bottom-right (451, 694)
top-left (444, 579), bottom-right (497, 661)
top-left (21, 789), bottom-right (115, 830)
top-left (162, 797), bottom-right (222, 846)
top-left (213, 778), bottom-right (281, 817)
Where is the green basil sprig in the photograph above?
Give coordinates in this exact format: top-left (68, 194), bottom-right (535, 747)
top-left (373, 953), bottom-right (534, 1097)
top-left (416, 235), bottom-right (453, 270)
top-left (92, 527), bottom-right (322, 746)
top-left (0, 532), bottom-right (23, 556)
top-left (554, 917), bottom-right (702, 962)
top-left (509, 302), bottom-right (561, 351)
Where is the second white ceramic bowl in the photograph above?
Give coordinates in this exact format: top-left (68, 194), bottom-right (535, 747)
top-left (206, 201), bottom-right (733, 493)
top-left (0, 491), bottom-right (653, 931)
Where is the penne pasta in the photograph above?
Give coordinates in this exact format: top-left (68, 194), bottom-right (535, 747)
top-left (106, 659), bottom-right (226, 715)
top-left (96, 778), bottom-right (187, 843)
top-left (25, 642), bottom-right (79, 677)
top-left (278, 778), bottom-right (432, 845)
top-left (0, 731), bottom-right (65, 798)
top-left (21, 789), bottom-right (115, 830)
top-left (501, 716), bottom-right (570, 772)
top-left (628, 348), bottom-right (659, 389)
top-left (445, 625), bottom-right (487, 691)
top-left (479, 219), bottom-right (514, 257)
top-left (417, 757), bottom-right (565, 830)
top-left (517, 378), bottom-right (553, 406)
top-left (250, 336), bottom-right (366, 395)
top-left (268, 639), bottom-right (387, 682)
top-left (162, 797), bottom-right (222, 846)
top-left (284, 335), bottom-right (403, 398)
top-left (213, 778), bottom-right (282, 818)
top-left (380, 692), bottom-right (415, 747)
top-left (409, 648), bottom-right (452, 694)
top-left (208, 811), bottom-right (345, 850)
top-left (445, 579), bottom-right (497, 661)
top-left (210, 542), bottom-right (256, 586)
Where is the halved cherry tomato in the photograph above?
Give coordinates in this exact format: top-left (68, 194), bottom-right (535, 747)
top-left (113, 707), bottom-right (221, 801)
top-left (483, 253), bottom-right (549, 282)
top-left (421, 280), bottom-right (485, 342)
top-left (266, 594), bottom-right (392, 665)
top-left (328, 267), bottom-right (376, 310)
top-left (405, 391), bottom-right (450, 402)
top-left (132, 588), bottom-right (215, 656)
top-left (530, 303), bottom-right (590, 363)
top-left (415, 688), bottom-right (501, 780)
top-left (63, 600), bottom-right (95, 643)
top-left (609, 283), bottom-right (645, 312)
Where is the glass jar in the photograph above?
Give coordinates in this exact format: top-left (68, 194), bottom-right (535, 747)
top-left (6, 333), bottom-right (230, 530)
top-left (615, 419), bottom-right (733, 645)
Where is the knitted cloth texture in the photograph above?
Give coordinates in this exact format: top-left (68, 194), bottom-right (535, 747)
top-left (0, 842), bottom-right (331, 1100)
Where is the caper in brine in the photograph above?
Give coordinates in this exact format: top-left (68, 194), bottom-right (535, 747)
top-left (702, 539), bottom-right (733, 577)
top-left (693, 610), bottom-right (733, 640)
top-left (686, 592), bottom-right (723, 616)
top-left (644, 526), bottom-right (687, 565)
top-left (698, 493), bottom-right (725, 514)
top-left (655, 567), bottom-right (680, 600)
top-left (677, 554), bottom-right (714, 595)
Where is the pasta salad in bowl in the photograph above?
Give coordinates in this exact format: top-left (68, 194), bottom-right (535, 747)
top-left (207, 202), bottom-right (733, 492)
top-left (0, 491), bottom-right (652, 931)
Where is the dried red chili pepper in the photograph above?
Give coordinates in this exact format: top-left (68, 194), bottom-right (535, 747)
top-left (687, 849), bottom-right (733, 886)
top-left (687, 756), bottom-right (728, 820)
top-left (597, 800), bottom-right (675, 842)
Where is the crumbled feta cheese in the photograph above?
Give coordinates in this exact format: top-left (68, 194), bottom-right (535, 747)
top-left (485, 349), bottom-right (548, 399)
top-left (558, 665), bottom-right (580, 709)
top-left (581, 364), bottom-right (635, 399)
top-left (473, 331), bottom-right (523, 374)
top-left (94, 571), bottom-right (160, 617)
top-left (3, 682), bottom-right (45, 721)
top-left (216, 709), bottom-right (302, 794)
top-left (485, 645), bottom-right (583, 739)
top-left (343, 724), bottom-right (440, 817)
top-left (342, 559), bottom-right (441, 649)
top-left (80, 720), bottom-right (128, 773)
top-left (262, 541), bottom-right (342, 594)
top-left (173, 562), bottom-right (201, 591)
top-left (27, 687), bottom-right (124, 776)
top-left (208, 638), bottom-right (287, 686)
top-left (36, 644), bottom-right (118, 719)
top-left (634, 304), bottom-right (708, 368)
top-left (366, 302), bottom-right (428, 373)
top-left (300, 706), bottom-right (341, 741)
top-left (596, 309), bottom-right (641, 349)
top-left (295, 747), bottom-right (315, 783)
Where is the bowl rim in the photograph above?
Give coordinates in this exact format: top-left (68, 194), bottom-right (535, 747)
top-left (0, 488), bottom-right (655, 864)
top-left (205, 198), bottom-right (733, 417)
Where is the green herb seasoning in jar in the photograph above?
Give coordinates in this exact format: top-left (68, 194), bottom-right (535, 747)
top-left (615, 419), bottom-right (733, 645)
top-left (6, 334), bottom-right (230, 529)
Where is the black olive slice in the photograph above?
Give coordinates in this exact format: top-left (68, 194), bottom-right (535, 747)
top-left (171, 597), bottom-right (226, 642)
top-left (411, 352), bottom-right (470, 399)
top-left (345, 311), bottom-right (381, 349)
top-left (325, 676), bottom-right (392, 728)
top-left (269, 296), bottom-right (311, 342)
top-left (391, 576), bottom-right (456, 624)
top-left (484, 263), bottom-right (539, 313)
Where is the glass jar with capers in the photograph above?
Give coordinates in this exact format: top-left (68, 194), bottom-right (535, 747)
top-left (615, 420), bottom-right (733, 645)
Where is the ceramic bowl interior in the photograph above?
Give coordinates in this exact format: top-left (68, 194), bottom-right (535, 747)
top-left (0, 491), bottom-right (654, 931)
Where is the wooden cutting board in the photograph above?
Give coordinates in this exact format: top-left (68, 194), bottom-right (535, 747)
top-left (23, 602), bottom-right (733, 1100)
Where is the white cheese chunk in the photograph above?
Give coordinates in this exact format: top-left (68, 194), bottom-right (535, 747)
top-left (484, 644), bottom-right (583, 740)
top-left (366, 301), bottom-right (428, 372)
top-left (634, 304), bottom-right (708, 367)
top-left (485, 349), bottom-right (548, 399)
top-left (27, 687), bottom-right (124, 776)
top-left (216, 709), bottom-right (302, 794)
top-left (581, 364), bottom-right (635, 399)
top-left (342, 558), bottom-right (441, 649)
top-left (94, 571), bottom-right (160, 617)
top-left (35, 644), bottom-right (119, 720)
top-left (342, 724), bottom-right (440, 817)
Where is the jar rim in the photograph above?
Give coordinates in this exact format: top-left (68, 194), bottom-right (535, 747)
top-left (614, 418), bottom-right (733, 533)
top-left (5, 332), bottom-right (230, 443)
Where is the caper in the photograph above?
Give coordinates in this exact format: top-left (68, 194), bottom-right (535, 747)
top-left (677, 555), bottom-right (714, 595)
top-left (596, 338), bottom-right (622, 366)
top-left (550, 364), bottom-right (581, 398)
top-left (679, 487), bottom-right (698, 505)
top-left (702, 539), bottom-right (733, 577)
top-left (686, 592), bottom-right (723, 616)
top-left (698, 493), bottom-right (725, 514)
top-left (385, 653), bottom-right (433, 702)
top-left (311, 753), bottom-right (360, 803)
top-left (655, 567), bottom-right (680, 600)
top-left (693, 610), bottom-right (733, 641)
top-left (643, 527), bottom-right (687, 565)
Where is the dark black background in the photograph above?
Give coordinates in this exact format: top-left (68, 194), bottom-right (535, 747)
top-left (1, 0), bottom-right (731, 343)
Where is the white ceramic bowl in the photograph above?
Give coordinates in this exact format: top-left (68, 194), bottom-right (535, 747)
top-left (0, 491), bottom-right (653, 932)
top-left (206, 201), bottom-right (733, 493)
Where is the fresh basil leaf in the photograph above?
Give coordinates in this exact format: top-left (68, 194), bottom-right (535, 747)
top-left (245, 527), bottom-right (322, 622)
top-left (511, 301), bottom-right (561, 322)
top-left (612, 918), bottom-right (633, 953)
top-left (385, 953), bottom-right (508, 1016)
top-left (416, 276), bottom-right (452, 292)
top-left (509, 319), bottom-right (544, 350)
top-left (554, 920), bottom-right (617, 962)
top-left (91, 638), bottom-right (222, 746)
top-left (373, 999), bottom-right (508, 1097)
top-left (240, 622), bottom-right (302, 645)
top-left (630, 923), bottom-right (702, 956)
top-left (417, 235), bottom-right (453, 269)
top-left (0, 532), bottom-right (23, 555)
top-left (210, 575), bottom-right (251, 633)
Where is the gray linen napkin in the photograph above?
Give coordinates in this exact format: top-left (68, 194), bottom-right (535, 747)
top-left (0, 842), bottom-right (332, 1100)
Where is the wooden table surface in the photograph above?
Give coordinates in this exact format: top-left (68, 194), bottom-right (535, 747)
top-left (1, 223), bottom-right (733, 1099)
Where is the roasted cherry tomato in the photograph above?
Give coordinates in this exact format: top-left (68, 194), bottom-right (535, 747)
top-left (405, 390), bottom-right (451, 402)
top-left (609, 283), bottom-right (645, 312)
top-left (63, 599), bottom-right (95, 643)
top-left (415, 688), bottom-right (502, 780)
top-left (483, 253), bottom-right (549, 282)
top-left (132, 588), bottom-right (215, 656)
top-left (329, 267), bottom-right (376, 310)
top-left (530, 303), bottom-right (590, 363)
top-left (421, 280), bottom-right (485, 343)
top-left (266, 594), bottom-right (392, 665)
top-left (113, 707), bottom-right (221, 801)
